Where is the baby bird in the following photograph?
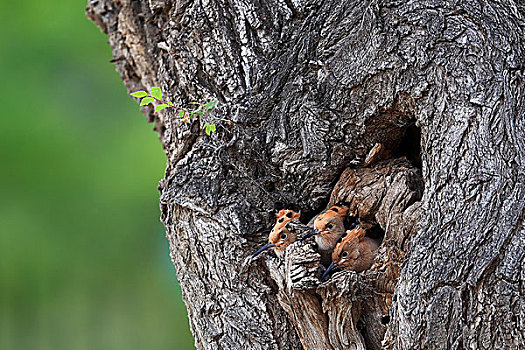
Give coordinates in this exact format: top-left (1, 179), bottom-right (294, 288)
top-left (321, 226), bottom-right (379, 280)
top-left (251, 207), bottom-right (301, 259)
top-left (301, 202), bottom-right (358, 265)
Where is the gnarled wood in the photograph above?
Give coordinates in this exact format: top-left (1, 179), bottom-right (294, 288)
top-left (263, 156), bottom-right (422, 350)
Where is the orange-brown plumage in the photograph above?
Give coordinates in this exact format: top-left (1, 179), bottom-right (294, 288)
top-left (268, 209), bottom-right (300, 256)
top-left (251, 208), bottom-right (301, 259)
top-left (322, 226), bottom-right (379, 279)
top-left (312, 203), bottom-right (351, 265)
top-left (272, 209), bottom-right (301, 232)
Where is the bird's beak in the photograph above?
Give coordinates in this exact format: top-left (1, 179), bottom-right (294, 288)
top-left (251, 242), bottom-right (276, 259)
top-left (321, 261), bottom-right (338, 281)
top-left (300, 228), bottom-right (320, 242)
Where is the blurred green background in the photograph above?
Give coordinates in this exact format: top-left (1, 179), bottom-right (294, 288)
top-left (0, 1), bottom-right (195, 349)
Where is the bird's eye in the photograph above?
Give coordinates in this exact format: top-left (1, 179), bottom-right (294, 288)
top-left (278, 217), bottom-right (284, 223)
top-left (341, 251), bottom-right (348, 259)
top-left (327, 224), bottom-right (334, 230)
top-left (280, 233), bottom-right (287, 240)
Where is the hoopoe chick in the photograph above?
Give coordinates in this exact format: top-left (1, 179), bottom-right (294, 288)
top-left (321, 226), bottom-right (379, 280)
top-left (301, 202), bottom-right (357, 265)
top-left (251, 208), bottom-right (301, 259)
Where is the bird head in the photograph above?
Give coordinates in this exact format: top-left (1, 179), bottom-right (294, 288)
top-left (321, 226), bottom-right (365, 279)
top-left (251, 207), bottom-right (300, 259)
top-left (313, 202), bottom-right (349, 234)
top-left (301, 202), bottom-right (350, 242)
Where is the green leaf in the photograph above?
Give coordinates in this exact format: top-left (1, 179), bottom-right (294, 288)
top-left (188, 102), bottom-right (200, 105)
top-left (155, 104), bottom-right (169, 112)
top-left (130, 91), bottom-right (148, 98)
top-left (205, 124), bottom-right (211, 135)
top-left (178, 110), bottom-right (185, 118)
top-left (204, 99), bottom-right (218, 110)
top-left (210, 124), bottom-right (216, 133)
top-left (150, 87), bottom-right (162, 100)
top-left (140, 97), bottom-right (154, 106)
top-left (167, 101), bottom-right (174, 106)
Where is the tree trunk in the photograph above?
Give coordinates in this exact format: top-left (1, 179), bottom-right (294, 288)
top-left (87, 0), bottom-right (525, 349)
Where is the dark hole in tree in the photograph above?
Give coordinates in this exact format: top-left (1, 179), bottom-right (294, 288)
top-left (299, 198), bottom-right (328, 225)
top-left (393, 121), bottom-right (422, 169)
top-left (365, 224), bottom-right (385, 242)
top-left (381, 315), bottom-right (390, 325)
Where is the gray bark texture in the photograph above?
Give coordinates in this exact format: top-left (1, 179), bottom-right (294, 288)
top-left (87, 0), bottom-right (525, 349)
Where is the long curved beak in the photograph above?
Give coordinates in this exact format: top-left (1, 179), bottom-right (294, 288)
top-left (300, 228), bottom-right (320, 242)
top-left (321, 261), bottom-right (338, 281)
top-left (251, 242), bottom-right (276, 259)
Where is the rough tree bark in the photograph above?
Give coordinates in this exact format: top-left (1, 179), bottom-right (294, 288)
top-left (87, 0), bottom-right (525, 349)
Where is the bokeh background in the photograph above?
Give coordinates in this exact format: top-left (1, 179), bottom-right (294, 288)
top-left (0, 1), bottom-right (195, 349)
